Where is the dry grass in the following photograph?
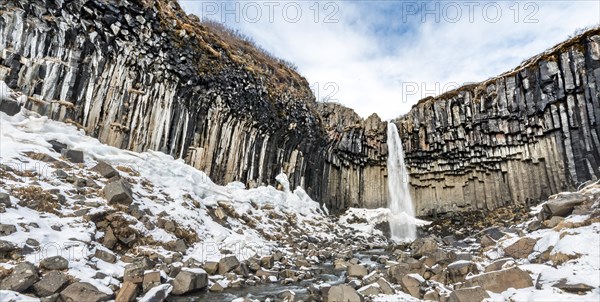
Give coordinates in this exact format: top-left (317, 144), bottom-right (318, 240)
top-left (12, 186), bottom-right (60, 214)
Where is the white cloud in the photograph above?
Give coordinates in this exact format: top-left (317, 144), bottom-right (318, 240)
top-left (180, 0), bottom-right (600, 120)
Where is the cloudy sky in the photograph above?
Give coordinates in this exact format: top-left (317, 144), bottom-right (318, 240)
top-left (180, 0), bottom-right (600, 120)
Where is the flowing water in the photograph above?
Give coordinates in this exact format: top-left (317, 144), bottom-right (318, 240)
top-left (386, 123), bottom-right (417, 242)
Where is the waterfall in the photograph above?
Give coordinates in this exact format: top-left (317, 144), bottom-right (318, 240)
top-left (386, 122), bottom-right (417, 242)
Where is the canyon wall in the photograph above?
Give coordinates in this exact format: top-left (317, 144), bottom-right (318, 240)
top-left (396, 30), bottom-right (600, 216)
top-left (0, 0), bottom-right (388, 211)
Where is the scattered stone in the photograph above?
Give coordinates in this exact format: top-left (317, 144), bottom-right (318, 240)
top-left (347, 264), bottom-right (368, 278)
top-left (448, 286), bottom-right (490, 302)
top-left (218, 255), bottom-right (240, 275)
top-left (60, 282), bottom-right (112, 302)
top-left (103, 179), bottom-right (133, 205)
top-left (503, 237), bottom-right (538, 259)
top-left (115, 282), bottom-right (138, 302)
top-left (91, 161), bottom-right (119, 178)
top-left (0, 223), bottom-right (17, 236)
top-left (61, 149), bottom-right (84, 163)
top-left (95, 249), bottom-right (117, 264)
top-left (0, 262), bottom-right (39, 292)
top-left (40, 256), bottom-right (69, 270)
top-left (325, 284), bottom-right (362, 302)
top-left (170, 268), bottom-right (208, 295)
top-left (464, 267), bottom-right (533, 293)
top-left (33, 271), bottom-right (68, 297)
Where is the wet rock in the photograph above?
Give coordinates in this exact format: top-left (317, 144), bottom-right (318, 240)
top-left (33, 271), bottom-right (68, 297)
top-left (0, 262), bottom-right (39, 292)
top-left (171, 268), bottom-right (208, 295)
top-left (61, 149), bottom-right (84, 163)
top-left (347, 264), bottom-right (368, 278)
top-left (0, 223), bottom-right (17, 236)
top-left (103, 179), bottom-right (133, 205)
top-left (91, 161), bottom-right (119, 179)
top-left (60, 282), bottom-right (112, 302)
top-left (40, 256), bottom-right (69, 270)
top-left (464, 267), bottom-right (533, 293)
top-left (325, 284), bottom-right (362, 302)
top-left (448, 286), bottom-right (490, 302)
top-left (218, 255), bottom-right (240, 275)
top-left (116, 282), bottom-right (138, 302)
top-left (503, 237), bottom-right (539, 259)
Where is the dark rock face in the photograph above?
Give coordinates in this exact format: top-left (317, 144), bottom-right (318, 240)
top-left (0, 0), bottom-right (387, 212)
top-left (396, 31), bottom-right (600, 215)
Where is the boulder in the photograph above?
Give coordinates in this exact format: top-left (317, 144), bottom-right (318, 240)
top-left (170, 268), bottom-right (208, 295)
top-left (503, 237), bottom-right (538, 259)
top-left (423, 289), bottom-right (439, 301)
top-left (357, 284), bottom-right (380, 296)
top-left (47, 140), bottom-right (67, 153)
top-left (33, 271), bottom-right (68, 297)
top-left (60, 282), bottom-right (112, 302)
top-left (0, 240), bottom-right (19, 259)
top-left (202, 261), bottom-right (219, 275)
top-left (376, 278), bottom-right (394, 295)
top-left (260, 255), bottom-right (274, 269)
top-left (325, 284), bottom-right (363, 302)
top-left (115, 282), bottom-right (138, 302)
top-left (95, 249), bottom-right (117, 263)
top-left (124, 259), bottom-right (155, 284)
top-left (485, 258), bottom-right (514, 273)
top-left (464, 267), bottom-right (533, 293)
top-left (400, 274), bottom-right (424, 298)
top-left (447, 261), bottom-right (477, 283)
top-left (40, 256), bottom-right (69, 270)
top-left (103, 179), bottom-right (133, 205)
top-left (0, 193), bottom-right (12, 208)
top-left (61, 149), bottom-right (84, 163)
top-left (0, 262), bottom-right (39, 292)
top-left (142, 271), bottom-right (162, 293)
top-left (347, 264), bottom-right (368, 278)
top-left (539, 193), bottom-right (587, 220)
top-left (388, 263), bottom-right (410, 283)
top-left (209, 282), bottom-right (224, 292)
top-left (0, 99), bottom-right (21, 116)
top-left (448, 286), bottom-right (490, 302)
top-left (139, 284), bottom-right (172, 302)
top-left (552, 278), bottom-right (594, 294)
top-left (0, 223), bottom-right (17, 236)
top-left (411, 237), bottom-right (438, 258)
top-left (218, 255), bottom-right (240, 275)
top-left (362, 271), bottom-right (380, 284)
top-left (543, 216), bottom-right (564, 228)
top-left (91, 161), bottom-right (119, 178)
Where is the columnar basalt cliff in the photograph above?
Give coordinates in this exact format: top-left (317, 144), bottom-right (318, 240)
top-left (0, 0), bottom-right (387, 211)
top-left (396, 30), bottom-right (600, 216)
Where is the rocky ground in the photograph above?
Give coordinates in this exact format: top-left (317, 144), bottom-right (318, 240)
top-left (1, 111), bottom-right (600, 302)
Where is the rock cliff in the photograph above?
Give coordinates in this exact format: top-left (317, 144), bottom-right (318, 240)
top-left (0, 0), bottom-right (387, 211)
top-left (396, 29), bottom-right (600, 216)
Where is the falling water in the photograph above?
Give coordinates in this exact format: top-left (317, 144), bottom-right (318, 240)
top-left (386, 123), bottom-right (417, 242)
